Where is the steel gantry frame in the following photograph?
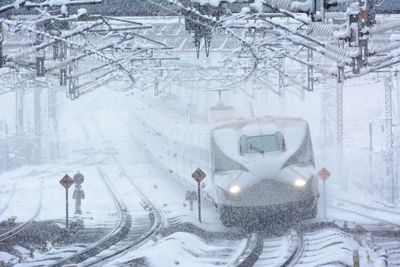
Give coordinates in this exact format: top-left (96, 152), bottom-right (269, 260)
top-left (141, 0), bottom-right (400, 203)
top-left (0, 4), bottom-right (177, 172)
top-left (3, 0), bottom-right (400, 203)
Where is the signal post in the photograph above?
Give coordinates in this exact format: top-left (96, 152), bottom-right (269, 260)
top-left (192, 168), bottom-right (206, 223)
top-left (318, 168), bottom-right (331, 219)
top-left (59, 174), bottom-right (74, 228)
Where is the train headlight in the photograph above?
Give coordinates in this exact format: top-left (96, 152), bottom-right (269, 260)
top-left (229, 185), bottom-right (241, 194)
top-left (294, 178), bottom-right (307, 187)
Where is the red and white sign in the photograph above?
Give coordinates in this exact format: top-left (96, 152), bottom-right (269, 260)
top-left (60, 174), bottom-right (74, 189)
top-left (192, 168), bottom-right (206, 183)
top-left (318, 168), bottom-right (331, 182)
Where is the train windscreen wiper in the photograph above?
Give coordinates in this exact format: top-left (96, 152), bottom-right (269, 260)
top-left (249, 144), bottom-right (264, 154)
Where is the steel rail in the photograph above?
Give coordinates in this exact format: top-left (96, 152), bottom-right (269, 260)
top-left (50, 166), bottom-right (130, 267)
top-left (328, 204), bottom-right (400, 228)
top-left (0, 182), bottom-right (17, 217)
top-left (82, 160), bottom-right (164, 266)
top-left (60, 120), bottom-right (164, 266)
top-left (0, 181), bottom-right (43, 242)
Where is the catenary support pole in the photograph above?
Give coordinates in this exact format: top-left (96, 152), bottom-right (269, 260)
top-left (385, 73), bottom-right (395, 203)
top-left (307, 48), bottom-right (314, 91)
top-left (34, 87), bottom-right (41, 164)
top-left (336, 67), bottom-right (345, 189)
top-left (0, 21), bottom-right (3, 68)
top-left (16, 89), bottom-right (24, 136)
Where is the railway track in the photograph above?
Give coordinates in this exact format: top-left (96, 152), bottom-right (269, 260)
top-left (332, 196), bottom-right (400, 217)
top-left (86, 113), bottom-right (375, 267)
top-left (10, 119), bottom-right (159, 266)
top-left (55, 120), bottom-right (164, 266)
top-left (35, 128), bottom-right (163, 266)
top-left (0, 181), bottom-right (43, 244)
top-left (11, 118), bottom-right (160, 266)
top-left (246, 222), bottom-right (363, 267)
top-left (253, 229), bottom-right (301, 267)
top-left (16, 165), bottom-right (129, 267)
top-left (88, 115), bottom-right (264, 267)
top-left (0, 182), bottom-right (17, 217)
top-left (48, 165), bottom-right (137, 267)
top-left (322, 197), bottom-right (400, 266)
top-left (329, 203), bottom-right (400, 229)
top-left (289, 228), bottom-right (356, 266)
top-left (370, 235), bottom-right (400, 266)
top-left (78, 162), bottom-right (163, 266)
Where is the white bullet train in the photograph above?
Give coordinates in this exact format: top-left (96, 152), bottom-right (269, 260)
top-left (130, 100), bottom-right (318, 226)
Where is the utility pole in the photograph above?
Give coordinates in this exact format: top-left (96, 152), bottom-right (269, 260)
top-left (0, 21), bottom-right (4, 68)
top-left (307, 48), bottom-right (314, 92)
top-left (15, 88), bottom-right (24, 166)
top-left (36, 22), bottom-right (45, 77)
top-left (396, 70), bottom-right (400, 122)
top-left (368, 122), bottom-right (374, 195)
top-left (16, 90), bottom-right (24, 136)
top-left (154, 61), bottom-right (162, 96)
top-left (365, 0), bottom-right (376, 26)
top-left (68, 37), bottom-right (79, 99)
top-left (384, 73), bottom-right (395, 203)
top-left (396, 70), bottom-right (400, 201)
top-left (48, 86), bottom-right (59, 159)
top-left (320, 0), bottom-right (325, 22)
top-left (278, 57), bottom-right (286, 114)
top-left (34, 87), bottom-right (41, 164)
top-left (336, 66), bottom-right (345, 189)
top-left (278, 57), bottom-right (285, 95)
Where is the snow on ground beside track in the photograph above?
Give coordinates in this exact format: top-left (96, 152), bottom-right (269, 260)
top-left (104, 231), bottom-right (247, 267)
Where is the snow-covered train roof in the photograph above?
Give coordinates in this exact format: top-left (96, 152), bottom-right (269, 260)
top-left (212, 116), bottom-right (308, 132)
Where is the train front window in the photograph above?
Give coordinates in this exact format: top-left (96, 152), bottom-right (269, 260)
top-left (240, 133), bottom-right (284, 154)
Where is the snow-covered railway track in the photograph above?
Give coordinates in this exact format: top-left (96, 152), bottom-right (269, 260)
top-left (253, 229), bottom-right (302, 267)
top-left (332, 196), bottom-right (400, 217)
top-left (49, 166), bottom-right (131, 267)
top-left (52, 162), bottom-right (163, 267)
top-left (328, 198), bottom-right (400, 266)
top-left (249, 224), bottom-right (360, 267)
top-left (329, 204), bottom-right (400, 229)
top-left (81, 161), bottom-right (164, 266)
top-left (0, 182), bottom-right (17, 217)
top-left (288, 228), bottom-right (356, 266)
top-left (0, 182), bottom-right (43, 243)
top-left (371, 236), bottom-right (400, 266)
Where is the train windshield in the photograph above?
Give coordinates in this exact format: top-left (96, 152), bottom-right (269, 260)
top-left (240, 133), bottom-right (284, 154)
